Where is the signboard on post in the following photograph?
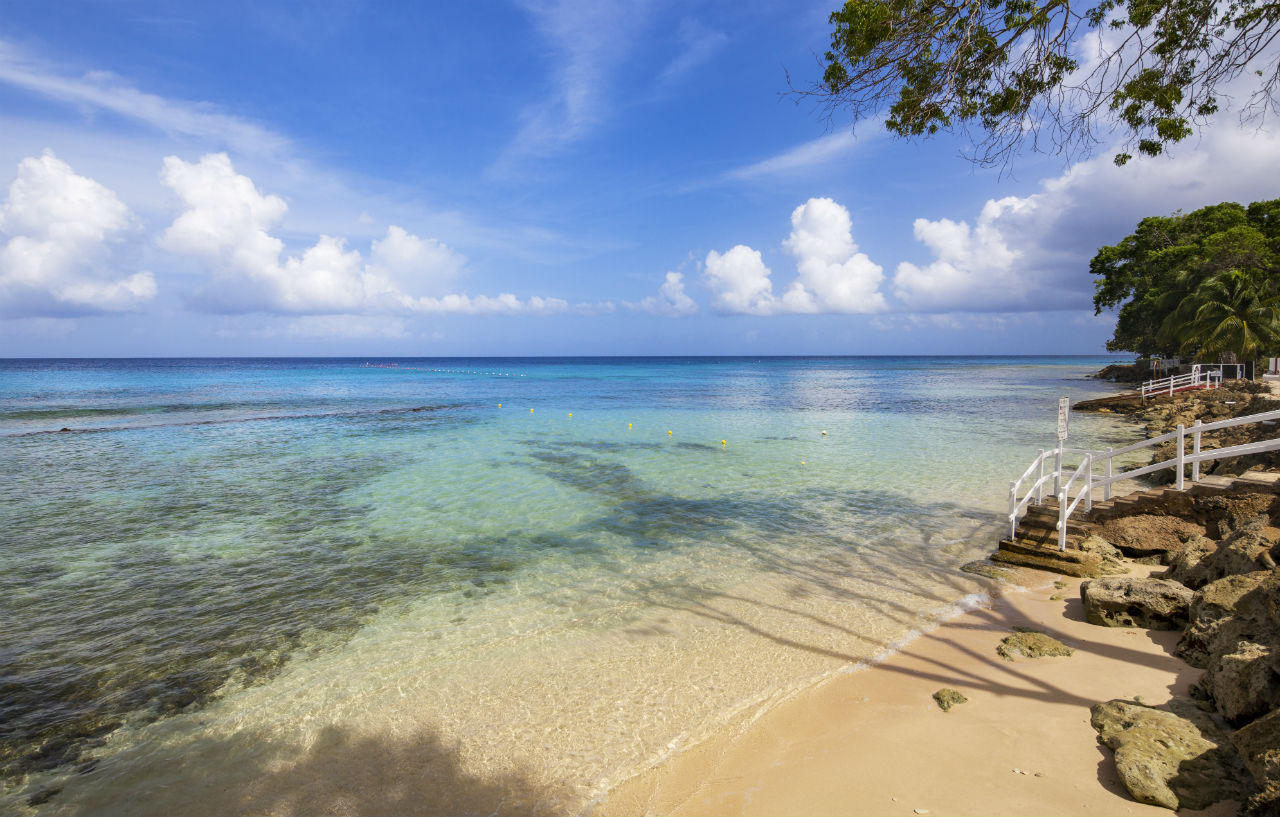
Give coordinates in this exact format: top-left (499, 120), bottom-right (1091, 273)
top-left (1058, 397), bottom-right (1070, 444)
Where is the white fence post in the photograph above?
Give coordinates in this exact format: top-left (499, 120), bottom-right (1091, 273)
top-left (1085, 453), bottom-right (1093, 512)
top-left (1053, 447), bottom-right (1062, 496)
top-left (1058, 489), bottom-right (1068, 551)
top-left (1036, 449), bottom-right (1045, 503)
top-left (1105, 448), bottom-right (1113, 500)
top-left (1176, 424), bottom-right (1186, 490)
top-left (1009, 481), bottom-right (1017, 540)
top-left (1193, 419), bottom-right (1202, 482)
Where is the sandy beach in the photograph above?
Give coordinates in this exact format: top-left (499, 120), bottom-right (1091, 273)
top-left (597, 563), bottom-right (1239, 817)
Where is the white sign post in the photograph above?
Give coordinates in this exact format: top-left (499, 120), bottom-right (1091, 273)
top-left (1054, 397), bottom-right (1069, 495)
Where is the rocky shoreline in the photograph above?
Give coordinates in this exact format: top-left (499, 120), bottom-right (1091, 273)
top-left (1076, 379), bottom-right (1280, 481)
top-left (1001, 381), bottom-right (1280, 813)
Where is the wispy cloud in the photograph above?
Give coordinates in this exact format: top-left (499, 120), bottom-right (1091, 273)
top-left (657, 19), bottom-right (728, 86)
top-left (0, 40), bottom-right (290, 157)
top-left (488, 0), bottom-right (649, 178)
top-left (721, 131), bottom-right (866, 183)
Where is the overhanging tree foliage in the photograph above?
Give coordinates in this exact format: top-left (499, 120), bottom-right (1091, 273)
top-left (1091, 197), bottom-right (1280, 357)
top-left (814, 0), bottom-right (1280, 165)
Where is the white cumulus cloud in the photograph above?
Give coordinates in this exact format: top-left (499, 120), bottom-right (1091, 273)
top-left (703, 197), bottom-right (887, 316)
top-left (893, 196), bottom-right (1035, 312)
top-left (369, 225), bottom-right (466, 294)
top-left (780, 197), bottom-right (887, 313)
top-left (160, 153), bottom-right (565, 317)
top-left (704, 245), bottom-right (776, 315)
top-left (626, 271), bottom-right (699, 317)
top-left (0, 151), bottom-right (155, 317)
top-left (891, 122), bottom-right (1280, 313)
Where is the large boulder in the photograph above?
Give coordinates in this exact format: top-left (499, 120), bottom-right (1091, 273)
top-left (1234, 569), bottom-right (1280, 629)
top-left (1164, 534), bottom-right (1220, 587)
top-left (1080, 576), bottom-right (1193, 629)
top-left (1178, 572), bottom-right (1272, 668)
top-left (1173, 529), bottom-right (1277, 590)
top-left (1204, 638), bottom-right (1280, 725)
top-left (1197, 571), bottom-right (1280, 726)
top-left (1096, 514), bottom-right (1206, 558)
top-left (1091, 698), bottom-right (1255, 810)
top-left (1194, 494), bottom-right (1280, 539)
top-left (1234, 708), bottom-right (1280, 798)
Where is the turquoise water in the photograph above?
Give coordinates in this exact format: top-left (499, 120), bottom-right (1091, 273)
top-left (0, 357), bottom-right (1137, 815)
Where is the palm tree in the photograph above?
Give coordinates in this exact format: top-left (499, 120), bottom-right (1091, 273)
top-left (1166, 269), bottom-right (1280, 377)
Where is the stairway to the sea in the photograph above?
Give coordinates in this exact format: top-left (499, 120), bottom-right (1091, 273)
top-left (994, 471), bottom-right (1280, 576)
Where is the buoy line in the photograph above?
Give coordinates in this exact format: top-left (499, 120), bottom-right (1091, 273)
top-left (362, 362), bottom-right (525, 377)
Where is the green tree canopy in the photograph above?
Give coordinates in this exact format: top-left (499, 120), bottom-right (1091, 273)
top-left (1091, 198), bottom-right (1280, 356)
top-left (1162, 268), bottom-right (1280, 361)
top-left (816, 0), bottom-right (1280, 165)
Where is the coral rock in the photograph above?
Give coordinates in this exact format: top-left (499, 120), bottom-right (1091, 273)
top-left (1080, 577), bottom-right (1193, 630)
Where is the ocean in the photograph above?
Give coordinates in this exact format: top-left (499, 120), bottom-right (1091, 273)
top-left (0, 356), bottom-right (1137, 815)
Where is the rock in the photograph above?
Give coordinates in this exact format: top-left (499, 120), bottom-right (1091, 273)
top-left (1092, 363), bottom-right (1145, 383)
top-left (1079, 577), bottom-right (1193, 629)
top-left (1247, 783), bottom-right (1280, 816)
top-left (1179, 530), bottom-right (1278, 590)
top-left (1091, 698), bottom-right (1255, 810)
top-left (959, 560), bottom-right (1017, 582)
top-left (991, 543), bottom-right (1103, 578)
top-left (1196, 572), bottom-right (1280, 725)
top-left (1195, 494), bottom-right (1280, 539)
top-left (932, 688), bottom-right (967, 712)
top-left (1096, 515), bottom-right (1206, 558)
top-left (1178, 572), bottom-right (1271, 668)
top-left (1233, 708), bottom-right (1280, 794)
top-left (1231, 570), bottom-right (1280, 627)
top-left (996, 630), bottom-right (1073, 661)
top-left (1078, 535), bottom-right (1130, 575)
top-left (1203, 638), bottom-right (1280, 726)
top-left (1165, 535), bottom-right (1220, 587)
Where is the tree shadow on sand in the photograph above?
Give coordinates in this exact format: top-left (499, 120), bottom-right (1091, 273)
top-left (44, 723), bottom-right (574, 817)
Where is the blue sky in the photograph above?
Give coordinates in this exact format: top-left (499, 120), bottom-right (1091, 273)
top-left (1, 0), bottom-right (1278, 356)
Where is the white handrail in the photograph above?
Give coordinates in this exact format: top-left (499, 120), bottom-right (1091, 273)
top-left (1138, 363), bottom-right (1248, 402)
top-left (1008, 402), bottom-right (1280, 551)
top-left (1140, 367), bottom-right (1221, 401)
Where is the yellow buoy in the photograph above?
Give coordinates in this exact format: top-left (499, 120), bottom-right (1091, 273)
top-left (628, 423), bottom-right (632, 429)
top-left (721, 440), bottom-right (727, 446)
top-left (667, 430), bottom-right (673, 436)
top-left (801, 461), bottom-right (806, 465)
top-left (530, 409), bottom-right (534, 413)
top-left (568, 413), bottom-right (573, 417)
top-left (498, 403), bottom-right (502, 408)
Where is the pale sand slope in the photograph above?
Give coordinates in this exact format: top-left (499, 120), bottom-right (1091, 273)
top-left (596, 565), bottom-right (1240, 817)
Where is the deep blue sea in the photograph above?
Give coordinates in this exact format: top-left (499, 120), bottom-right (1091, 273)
top-left (0, 356), bottom-right (1138, 815)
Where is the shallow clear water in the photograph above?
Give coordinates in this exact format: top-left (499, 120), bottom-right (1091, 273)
top-left (0, 357), bottom-right (1139, 814)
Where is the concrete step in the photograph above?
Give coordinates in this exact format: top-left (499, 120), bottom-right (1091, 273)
top-left (1234, 472), bottom-right (1280, 486)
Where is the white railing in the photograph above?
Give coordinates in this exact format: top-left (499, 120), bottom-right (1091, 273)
top-left (1140, 365), bottom-right (1222, 401)
top-left (1009, 406), bottom-right (1280, 551)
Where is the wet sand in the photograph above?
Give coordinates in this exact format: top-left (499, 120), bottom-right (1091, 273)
top-left (595, 564), bottom-right (1240, 817)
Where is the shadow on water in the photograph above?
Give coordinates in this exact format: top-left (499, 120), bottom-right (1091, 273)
top-left (4, 433), bottom-right (1001, 809)
top-left (0, 445), bottom-right (533, 792)
top-left (19, 723), bottom-right (572, 817)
